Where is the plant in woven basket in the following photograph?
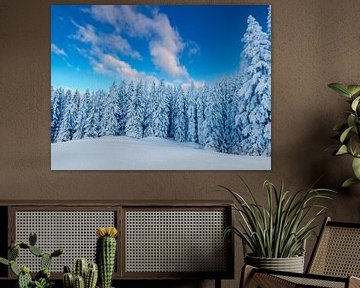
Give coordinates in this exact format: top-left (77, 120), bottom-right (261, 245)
top-left (0, 232), bottom-right (63, 288)
top-left (96, 227), bottom-right (118, 288)
top-left (328, 83), bottom-right (360, 187)
top-left (221, 179), bottom-right (335, 259)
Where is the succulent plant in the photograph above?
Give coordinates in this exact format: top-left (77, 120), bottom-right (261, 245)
top-left (63, 260), bottom-right (98, 288)
top-left (0, 232), bottom-right (63, 288)
top-left (96, 227), bottom-right (118, 288)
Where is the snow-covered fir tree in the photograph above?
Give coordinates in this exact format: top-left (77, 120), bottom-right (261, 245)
top-left (51, 87), bottom-right (64, 142)
top-left (203, 85), bottom-right (224, 152)
top-left (196, 85), bottom-right (207, 145)
top-left (174, 85), bottom-right (187, 142)
top-left (236, 15), bottom-right (271, 156)
top-left (151, 80), bottom-right (170, 138)
top-left (125, 81), bottom-right (145, 139)
top-left (186, 83), bottom-right (198, 143)
top-left (57, 90), bottom-right (78, 142)
top-left (101, 82), bottom-right (120, 136)
top-left (73, 90), bottom-right (90, 140)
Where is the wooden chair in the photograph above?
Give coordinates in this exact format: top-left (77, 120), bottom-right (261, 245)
top-left (241, 217), bottom-right (360, 288)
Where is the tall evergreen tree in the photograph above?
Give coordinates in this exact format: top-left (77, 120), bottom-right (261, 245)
top-left (57, 90), bottom-right (78, 142)
top-left (117, 80), bottom-right (128, 135)
top-left (151, 80), bottom-right (170, 138)
top-left (203, 85), bottom-right (224, 152)
top-left (125, 81), bottom-right (145, 139)
top-left (101, 82), bottom-right (120, 136)
top-left (73, 89), bottom-right (91, 140)
top-left (236, 15), bottom-right (271, 156)
top-left (186, 83), bottom-right (198, 143)
top-left (50, 87), bottom-right (64, 142)
top-left (196, 85), bottom-right (207, 145)
top-left (174, 86), bottom-right (187, 142)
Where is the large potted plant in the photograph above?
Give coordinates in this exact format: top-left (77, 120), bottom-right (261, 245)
top-left (221, 179), bottom-right (334, 273)
top-left (328, 83), bottom-right (360, 187)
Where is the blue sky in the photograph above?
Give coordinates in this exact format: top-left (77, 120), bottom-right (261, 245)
top-left (51, 5), bottom-right (269, 91)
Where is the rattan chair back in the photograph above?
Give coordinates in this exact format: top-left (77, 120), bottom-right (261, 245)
top-left (307, 217), bottom-right (360, 278)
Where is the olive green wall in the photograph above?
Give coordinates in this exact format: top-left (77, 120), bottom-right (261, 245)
top-left (1, 0), bottom-right (360, 287)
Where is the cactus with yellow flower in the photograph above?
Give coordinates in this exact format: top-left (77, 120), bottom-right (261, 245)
top-left (96, 227), bottom-right (118, 288)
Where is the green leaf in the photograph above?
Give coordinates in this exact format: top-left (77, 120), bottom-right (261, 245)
top-left (347, 114), bottom-right (356, 128)
top-left (340, 126), bottom-right (353, 143)
top-left (328, 83), bottom-right (351, 97)
top-left (351, 96), bottom-right (360, 111)
top-left (342, 177), bottom-right (360, 188)
top-left (0, 257), bottom-right (9, 266)
top-left (352, 157), bottom-right (360, 179)
top-left (347, 85), bottom-right (360, 97)
top-left (336, 144), bottom-right (348, 155)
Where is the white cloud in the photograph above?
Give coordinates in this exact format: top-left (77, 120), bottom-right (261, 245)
top-left (51, 43), bottom-right (67, 57)
top-left (71, 21), bottom-right (141, 60)
top-left (92, 52), bottom-right (158, 84)
top-left (88, 5), bottom-right (189, 79)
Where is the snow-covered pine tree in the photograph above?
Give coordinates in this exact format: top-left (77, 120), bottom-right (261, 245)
top-left (186, 83), bottom-right (198, 143)
top-left (167, 85), bottom-right (176, 138)
top-left (117, 80), bottom-right (128, 135)
top-left (84, 91), bottom-right (102, 138)
top-left (236, 15), bottom-right (271, 156)
top-left (73, 89), bottom-right (91, 140)
top-left (203, 84), bottom-right (225, 152)
top-left (50, 87), bottom-right (65, 142)
top-left (152, 80), bottom-right (170, 138)
top-left (228, 74), bottom-right (244, 154)
top-left (83, 91), bottom-right (95, 137)
top-left (125, 81), bottom-right (145, 139)
top-left (196, 85), bottom-right (207, 145)
top-left (174, 85), bottom-right (187, 142)
top-left (143, 81), bottom-right (157, 137)
top-left (96, 89), bottom-right (106, 134)
top-left (101, 82), bottom-right (120, 136)
top-left (56, 90), bottom-right (78, 142)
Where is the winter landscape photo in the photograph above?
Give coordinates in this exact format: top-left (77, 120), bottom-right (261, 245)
top-left (51, 5), bottom-right (271, 170)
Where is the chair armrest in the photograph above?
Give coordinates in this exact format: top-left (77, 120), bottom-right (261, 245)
top-left (349, 276), bottom-right (360, 288)
top-left (240, 265), bottom-right (295, 288)
top-left (240, 265), bottom-right (349, 288)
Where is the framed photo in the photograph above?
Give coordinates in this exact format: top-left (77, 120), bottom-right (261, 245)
top-left (51, 5), bottom-right (271, 170)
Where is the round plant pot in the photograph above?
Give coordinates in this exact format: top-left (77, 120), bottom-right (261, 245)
top-left (245, 254), bottom-right (304, 273)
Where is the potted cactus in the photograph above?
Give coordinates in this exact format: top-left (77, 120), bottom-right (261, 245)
top-left (62, 258), bottom-right (98, 288)
top-left (96, 227), bottom-right (118, 288)
top-left (0, 232), bottom-right (64, 288)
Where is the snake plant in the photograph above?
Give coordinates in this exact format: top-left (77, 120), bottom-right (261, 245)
top-left (328, 83), bottom-right (360, 187)
top-left (221, 179), bottom-right (335, 258)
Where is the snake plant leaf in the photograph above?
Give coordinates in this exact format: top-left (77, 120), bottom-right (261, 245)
top-left (328, 83), bottom-right (351, 97)
top-left (351, 96), bottom-right (360, 111)
top-left (352, 157), bottom-right (360, 179)
top-left (340, 126), bottom-right (353, 143)
top-left (342, 177), bottom-right (360, 188)
top-left (347, 85), bottom-right (360, 97)
top-left (336, 144), bottom-right (348, 155)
